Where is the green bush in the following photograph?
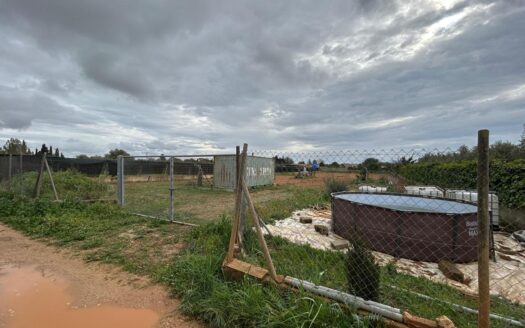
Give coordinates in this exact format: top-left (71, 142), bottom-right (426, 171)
top-left (5, 170), bottom-right (110, 200)
top-left (399, 160), bottom-right (525, 208)
top-left (346, 239), bottom-right (380, 302)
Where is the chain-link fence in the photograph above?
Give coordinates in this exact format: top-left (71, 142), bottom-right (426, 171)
top-left (1, 145), bottom-right (524, 326)
top-left (229, 147), bottom-right (524, 327)
top-left (117, 155), bottom-right (224, 225)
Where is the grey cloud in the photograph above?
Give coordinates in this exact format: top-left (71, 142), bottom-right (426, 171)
top-left (0, 0), bottom-right (524, 155)
top-left (0, 86), bottom-right (88, 129)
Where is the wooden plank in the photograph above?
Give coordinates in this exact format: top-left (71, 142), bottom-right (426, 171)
top-left (241, 180), bottom-right (279, 282)
top-left (226, 144), bottom-right (248, 261)
top-left (403, 312), bottom-right (438, 328)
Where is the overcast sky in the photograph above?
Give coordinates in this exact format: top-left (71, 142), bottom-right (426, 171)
top-left (0, 0), bottom-right (524, 156)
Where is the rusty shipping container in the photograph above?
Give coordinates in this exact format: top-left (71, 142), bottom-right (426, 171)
top-left (213, 155), bottom-right (275, 189)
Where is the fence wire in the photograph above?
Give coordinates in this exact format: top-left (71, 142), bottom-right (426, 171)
top-left (240, 148), bottom-right (525, 327)
top-left (120, 155), bottom-right (217, 224)
top-left (1, 148), bottom-right (524, 326)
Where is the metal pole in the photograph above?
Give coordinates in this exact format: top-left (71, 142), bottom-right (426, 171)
top-left (117, 155), bottom-right (125, 206)
top-left (169, 157), bottom-right (174, 222)
top-left (477, 129), bottom-right (490, 328)
top-left (19, 151), bottom-right (23, 196)
top-left (8, 154), bottom-right (12, 189)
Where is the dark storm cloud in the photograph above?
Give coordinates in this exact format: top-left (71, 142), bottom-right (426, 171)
top-left (0, 0), bottom-right (524, 155)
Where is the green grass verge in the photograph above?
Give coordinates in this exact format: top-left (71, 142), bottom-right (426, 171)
top-left (0, 190), bottom-right (523, 327)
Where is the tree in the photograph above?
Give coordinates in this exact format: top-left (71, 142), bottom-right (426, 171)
top-left (274, 156), bottom-right (294, 164)
top-left (55, 148), bottom-right (60, 157)
top-left (361, 158), bottom-right (380, 171)
top-left (105, 148), bottom-right (130, 159)
top-left (2, 138), bottom-right (32, 155)
top-left (489, 141), bottom-right (522, 161)
top-left (49, 146), bottom-right (53, 156)
top-left (40, 144), bottom-right (49, 154)
top-left (76, 154), bottom-right (89, 159)
top-left (159, 154), bottom-right (166, 161)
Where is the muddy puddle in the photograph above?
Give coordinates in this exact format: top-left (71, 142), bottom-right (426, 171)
top-left (0, 264), bottom-right (159, 328)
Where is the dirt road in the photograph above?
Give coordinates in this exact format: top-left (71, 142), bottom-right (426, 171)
top-left (0, 224), bottom-right (200, 328)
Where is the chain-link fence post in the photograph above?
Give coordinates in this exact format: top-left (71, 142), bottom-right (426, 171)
top-left (19, 152), bottom-right (23, 196)
top-left (8, 154), bottom-right (12, 190)
top-left (169, 156), bottom-right (174, 222)
top-left (477, 129), bottom-right (490, 328)
top-left (117, 155), bottom-right (125, 205)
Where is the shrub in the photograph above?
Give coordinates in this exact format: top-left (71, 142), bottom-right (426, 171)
top-left (5, 169), bottom-right (109, 200)
top-left (346, 239), bottom-right (380, 302)
top-left (399, 160), bottom-right (525, 208)
top-left (325, 177), bottom-right (349, 195)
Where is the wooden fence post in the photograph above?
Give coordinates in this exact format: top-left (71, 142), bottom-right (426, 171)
top-left (44, 156), bottom-right (59, 201)
top-left (227, 144), bottom-right (248, 262)
top-left (477, 129), bottom-right (490, 328)
top-left (33, 152), bottom-right (47, 198)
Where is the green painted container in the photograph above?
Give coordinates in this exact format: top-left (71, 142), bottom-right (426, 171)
top-left (213, 155), bottom-right (275, 189)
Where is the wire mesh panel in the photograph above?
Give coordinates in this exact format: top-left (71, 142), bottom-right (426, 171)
top-left (120, 155), bottom-right (220, 224)
top-left (240, 148), bottom-right (525, 327)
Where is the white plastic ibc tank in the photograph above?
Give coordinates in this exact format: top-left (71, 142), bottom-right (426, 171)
top-left (445, 190), bottom-right (499, 227)
top-left (404, 185), bottom-right (444, 197)
top-left (358, 185), bottom-right (388, 193)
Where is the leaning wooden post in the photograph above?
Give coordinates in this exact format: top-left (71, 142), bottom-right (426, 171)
top-left (477, 129), bottom-right (490, 328)
top-left (227, 144), bottom-right (248, 262)
top-left (44, 156), bottom-right (59, 201)
top-left (241, 180), bottom-right (279, 282)
top-left (33, 152), bottom-right (47, 198)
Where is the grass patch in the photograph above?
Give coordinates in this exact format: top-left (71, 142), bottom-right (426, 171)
top-left (4, 170), bottom-right (111, 200)
top-left (1, 187), bottom-right (523, 327)
top-left (164, 218), bottom-right (379, 327)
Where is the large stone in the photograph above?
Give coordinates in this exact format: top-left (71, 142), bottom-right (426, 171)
top-left (314, 224), bottom-right (329, 236)
top-left (331, 239), bottom-right (349, 250)
top-left (299, 216), bottom-right (312, 224)
top-left (438, 260), bottom-right (466, 284)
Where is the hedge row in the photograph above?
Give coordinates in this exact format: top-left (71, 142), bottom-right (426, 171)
top-left (399, 160), bottom-right (525, 208)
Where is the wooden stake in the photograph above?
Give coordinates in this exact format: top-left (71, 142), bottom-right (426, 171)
top-left (477, 129), bottom-right (490, 328)
top-left (33, 152), bottom-right (47, 198)
top-left (44, 156), bottom-right (59, 201)
top-left (227, 144), bottom-right (248, 262)
top-left (241, 180), bottom-right (279, 282)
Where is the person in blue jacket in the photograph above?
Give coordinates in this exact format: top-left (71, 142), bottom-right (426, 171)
top-left (311, 160), bottom-right (319, 176)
